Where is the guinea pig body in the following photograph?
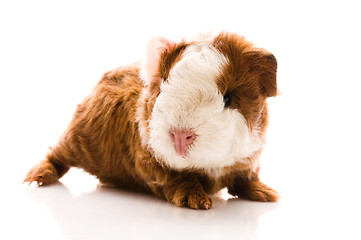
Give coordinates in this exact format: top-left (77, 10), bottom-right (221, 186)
top-left (24, 32), bottom-right (279, 209)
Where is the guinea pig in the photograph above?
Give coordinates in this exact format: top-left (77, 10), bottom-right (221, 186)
top-left (24, 32), bottom-right (279, 209)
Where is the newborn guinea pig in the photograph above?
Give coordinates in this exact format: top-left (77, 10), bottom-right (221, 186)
top-left (24, 32), bottom-right (279, 209)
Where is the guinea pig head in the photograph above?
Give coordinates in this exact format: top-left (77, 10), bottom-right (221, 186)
top-left (138, 33), bottom-right (277, 174)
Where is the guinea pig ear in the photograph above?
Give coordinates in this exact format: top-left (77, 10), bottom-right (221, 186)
top-left (141, 37), bottom-right (176, 85)
top-left (258, 52), bottom-right (278, 97)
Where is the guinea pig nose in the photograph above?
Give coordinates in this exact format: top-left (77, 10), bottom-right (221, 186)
top-left (169, 130), bottom-right (196, 158)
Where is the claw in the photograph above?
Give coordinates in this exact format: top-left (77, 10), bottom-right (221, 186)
top-left (24, 179), bottom-right (37, 186)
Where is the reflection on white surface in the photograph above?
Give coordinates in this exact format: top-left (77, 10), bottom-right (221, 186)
top-left (1, 164), bottom-right (359, 240)
top-left (7, 172), bottom-right (279, 240)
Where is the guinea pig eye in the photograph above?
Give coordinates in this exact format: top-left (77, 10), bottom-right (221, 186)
top-left (223, 91), bottom-right (232, 108)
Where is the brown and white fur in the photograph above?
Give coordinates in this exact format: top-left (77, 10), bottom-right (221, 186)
top-left (24, 32), bottom-right (279, 209)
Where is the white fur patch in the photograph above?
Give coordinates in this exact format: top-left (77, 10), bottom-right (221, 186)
top-left (147, 43), bottom-right (263, 177)
top-left (136, 88), bottom-right (151, 148)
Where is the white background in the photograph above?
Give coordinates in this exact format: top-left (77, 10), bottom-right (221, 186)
top-left (1, 0), bottom-right (361, 239)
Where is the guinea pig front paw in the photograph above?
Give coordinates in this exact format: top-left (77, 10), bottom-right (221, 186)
top-left (165, 186), bottom-right (214, 210)
top-left (229, 180), bottom-right (279, 202)
top-left (245, 181), bottom-right (279, 202)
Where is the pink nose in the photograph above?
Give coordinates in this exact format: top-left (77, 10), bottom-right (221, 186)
top-left (169, 130), bottom-right (196, 157)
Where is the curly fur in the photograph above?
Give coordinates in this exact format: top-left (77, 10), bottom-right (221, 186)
top-left (24, 32), bottom-right (279, 209)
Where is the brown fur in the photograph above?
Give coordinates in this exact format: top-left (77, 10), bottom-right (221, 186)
top-left (24, 33), bottom-right (279, 209)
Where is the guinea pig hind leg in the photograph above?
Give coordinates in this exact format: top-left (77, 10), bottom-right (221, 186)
top-left (24, 156), bottom-right (69, 186)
